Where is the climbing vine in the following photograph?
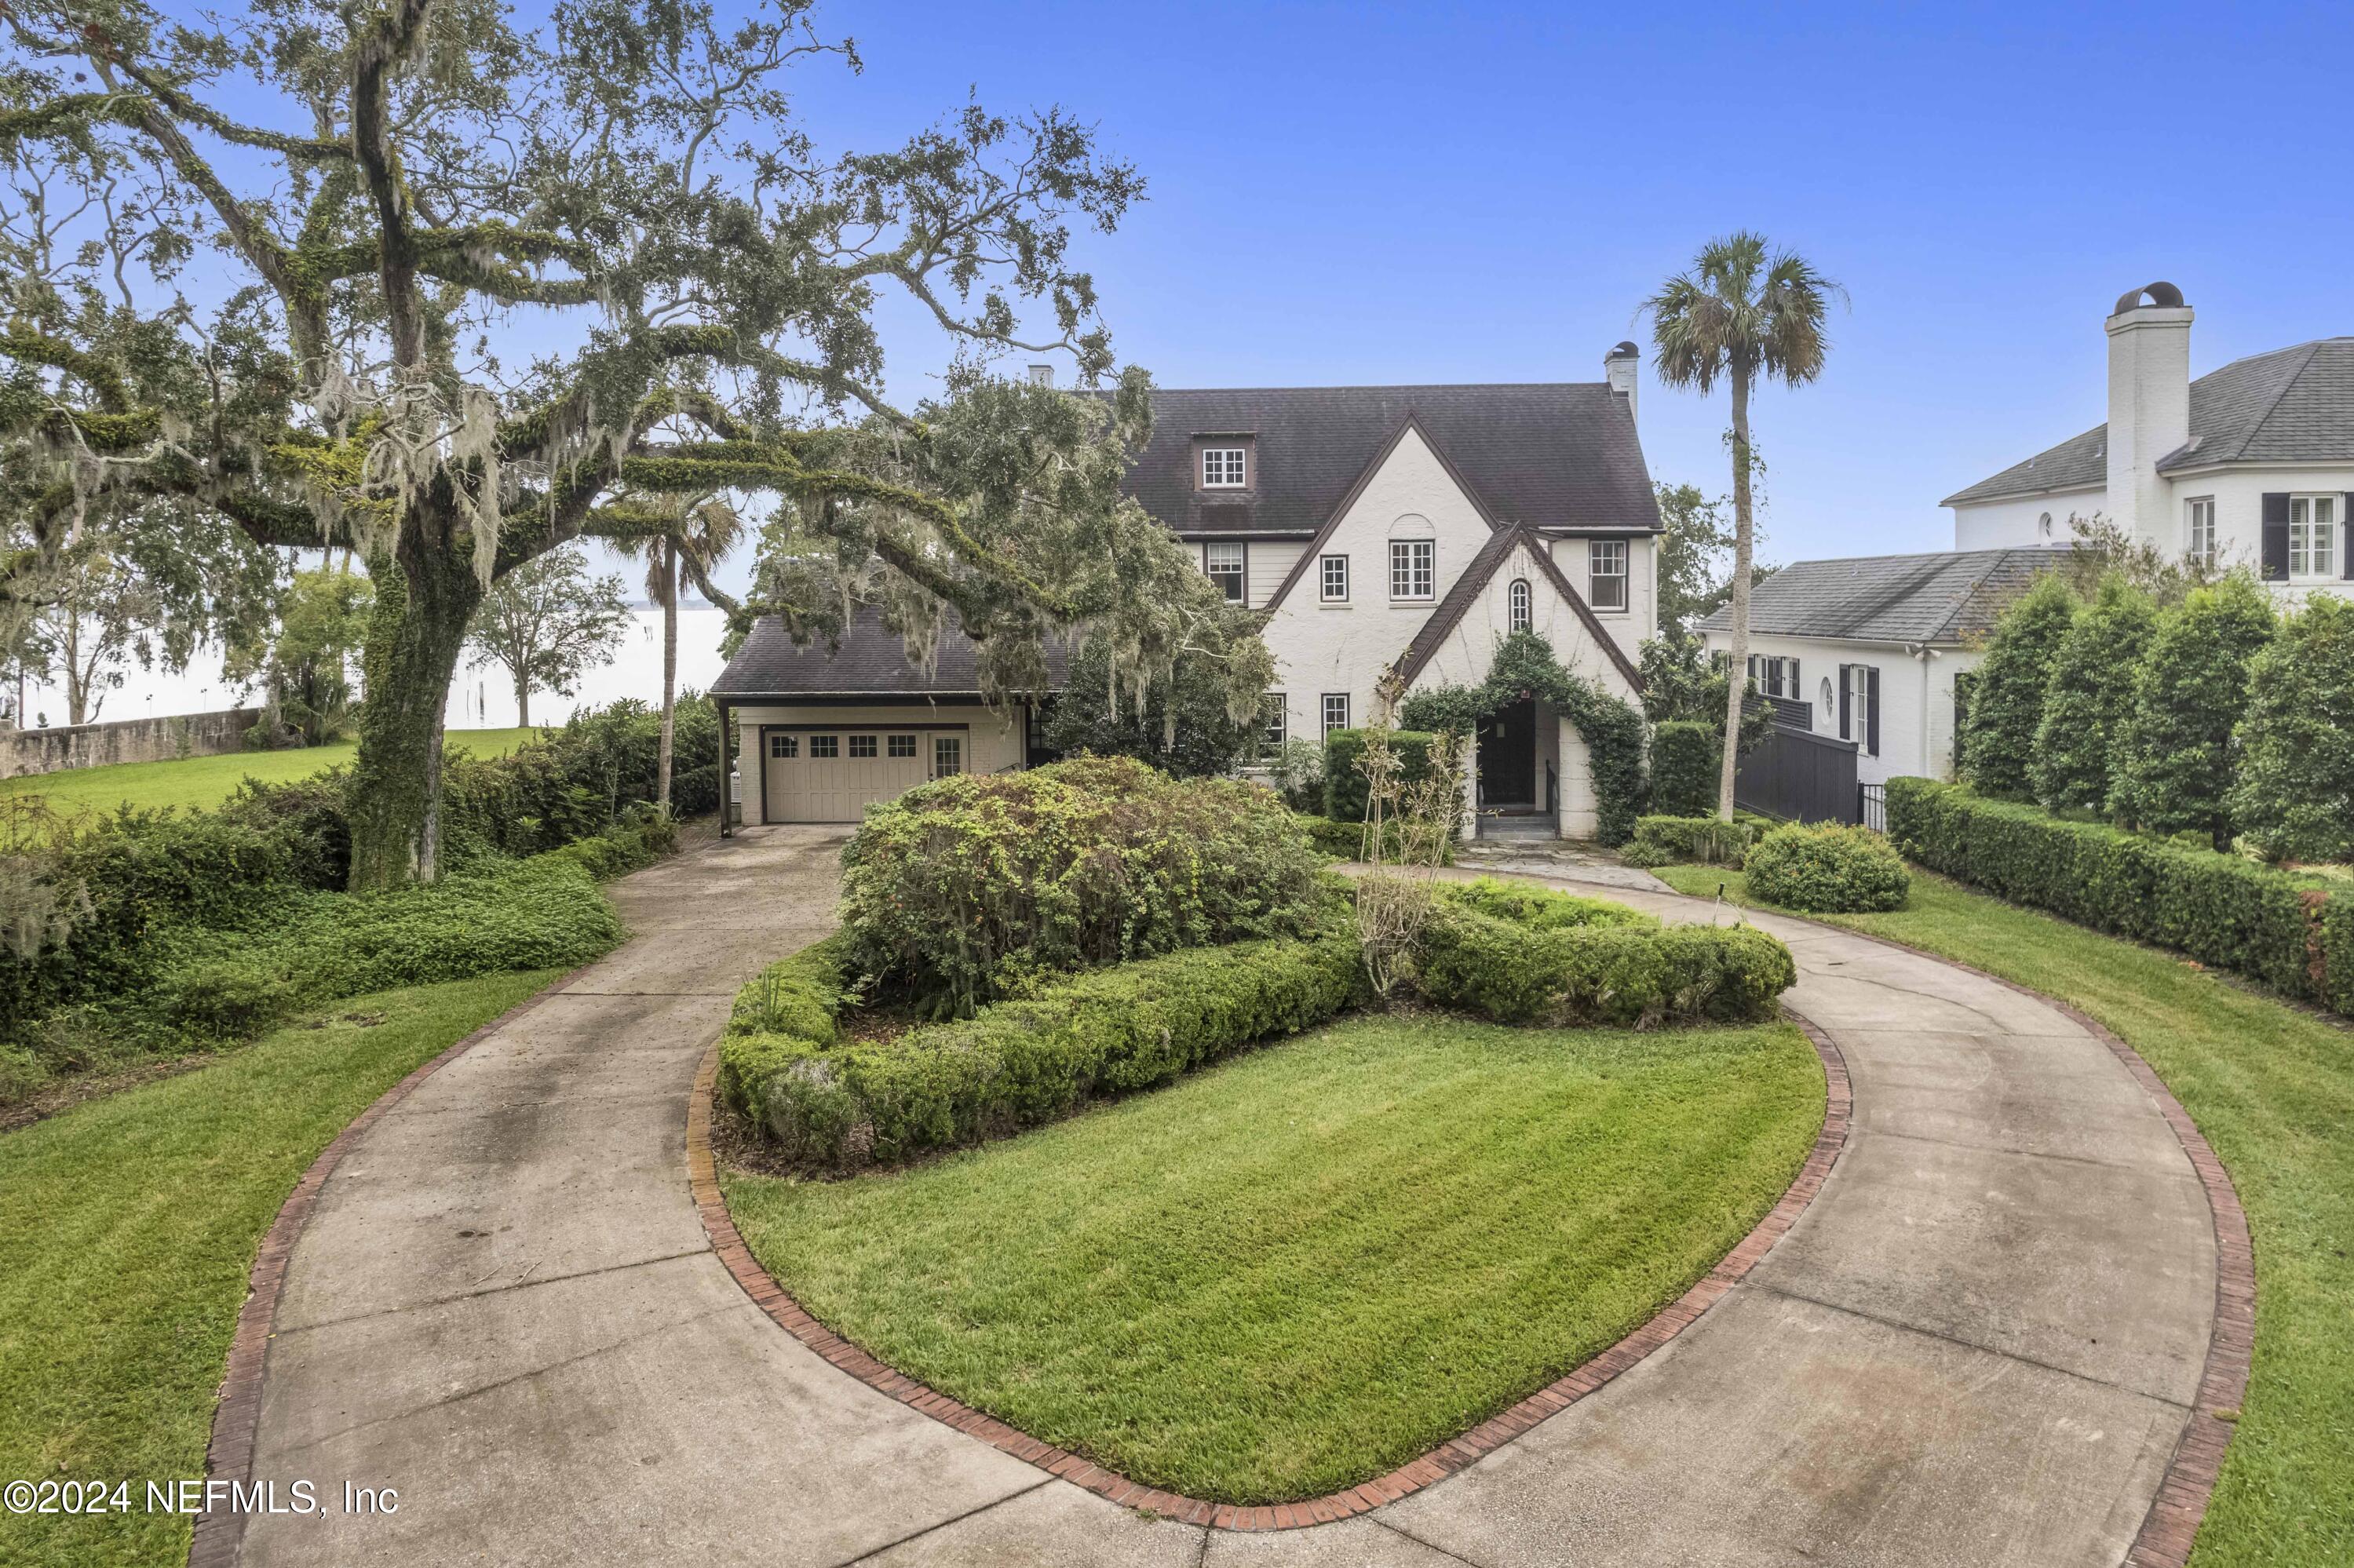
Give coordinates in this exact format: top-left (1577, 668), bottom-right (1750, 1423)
top-left (1396, 630), bottom-right (1648, 845)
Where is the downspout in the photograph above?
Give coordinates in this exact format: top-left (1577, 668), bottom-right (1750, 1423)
top-left (1906, 644), bottom-right (1940, 778)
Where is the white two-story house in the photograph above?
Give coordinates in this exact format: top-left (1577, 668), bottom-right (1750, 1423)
top-left (714, 347), bottom-right (1662, 837)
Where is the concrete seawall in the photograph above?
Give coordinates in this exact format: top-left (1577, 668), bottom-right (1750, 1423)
top-left (1, 706), bottom-right (260, 779)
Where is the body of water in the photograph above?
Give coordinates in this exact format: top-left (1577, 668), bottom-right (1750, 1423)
top-left (12, 607), bottom-right (733, 732)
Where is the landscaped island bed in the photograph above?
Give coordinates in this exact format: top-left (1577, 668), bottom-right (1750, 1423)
top-left (1654, 862), bottom-right (2354, 1568)
top-left (722, 1011), bottom-right (1823, 1504)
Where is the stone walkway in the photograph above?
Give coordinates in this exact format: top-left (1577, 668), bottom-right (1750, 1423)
top-left (224, 830), bottom-right (2224, 1568)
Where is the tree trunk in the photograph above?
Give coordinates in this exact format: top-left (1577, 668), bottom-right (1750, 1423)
top-left (515, 677), bottom-right (531, 728)
top-left (1717, 363), bottom-right (1755, 822)
top-left (346, 527), bottom-right (481, 890)
top-left (657, 542), bottom-right (677, 811)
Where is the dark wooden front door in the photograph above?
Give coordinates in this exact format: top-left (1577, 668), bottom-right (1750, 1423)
top-left (1476, 697), bottom-right (1536, 807)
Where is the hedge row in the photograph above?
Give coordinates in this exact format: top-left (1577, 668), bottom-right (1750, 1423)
top-left (1419, 902), bottom-right (1796, 1028)
top-left (1298, 813), bottom-right (1456, 864)
top-left (1623, 814), bottom-right (1754, 868)
top-left (1887, 778), bottom-right (2336, 1005)
top-left (718, 931), bottom-right (1365, 1169)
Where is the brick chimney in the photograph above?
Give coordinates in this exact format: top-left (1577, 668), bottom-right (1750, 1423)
top-left (1604, 341), bottom-right (1640, 424)
top-left (2104, 283), bottom-right (2192, 538)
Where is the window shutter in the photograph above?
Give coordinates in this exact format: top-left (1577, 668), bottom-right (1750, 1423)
top-left (1788, 658), bottom-right (1800, 696)
top-left (2342, 496), bottom-right (2354, 579)
top-left (1866, 667), bottom-right (1881, 758)
top-left (2261, 493), bottom-right (2290, 580)
top-left (1838, 664), bottom-right (1852, 740)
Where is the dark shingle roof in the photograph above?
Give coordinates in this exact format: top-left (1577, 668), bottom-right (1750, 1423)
top-left (712, 604), bottom-right (1066, 698)
top-left (1695, 546), bottom-right (2075, 646)
top-left (1943, 338), bottom-right (2354, 505)
top-left (1123, 384), bottom-right (1659, 536)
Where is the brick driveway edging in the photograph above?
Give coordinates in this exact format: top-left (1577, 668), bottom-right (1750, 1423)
top-left (684, 1010), bottom-right (1853, 1533)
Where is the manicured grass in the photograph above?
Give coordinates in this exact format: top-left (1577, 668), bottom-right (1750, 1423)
top-left (0, 968), bottom-right (555, 1568)
top-left (724, 1012), bottom-right (1823, 1504)
top-left (1654, 864), bottom-right (2354, 1568)
top-left (4, 727), bottom-right (540, 819)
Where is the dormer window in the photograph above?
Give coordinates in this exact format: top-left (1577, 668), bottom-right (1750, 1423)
top-left (1201, 447), bottom-right (1247, 488)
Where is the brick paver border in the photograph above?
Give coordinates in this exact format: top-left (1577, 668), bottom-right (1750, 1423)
top-left (686, 1010), bottom-right (1852, 1532)
top-left (186, 965), bottom-right (600, 1568)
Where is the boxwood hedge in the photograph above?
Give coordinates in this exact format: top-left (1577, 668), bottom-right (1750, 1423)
top-left (1886, 777), bottom-right (2330, 1002)
top-left (1744, 823), bottom-right (1911, 913)
top-left (1419, 899), bottom-right (1795, 1028)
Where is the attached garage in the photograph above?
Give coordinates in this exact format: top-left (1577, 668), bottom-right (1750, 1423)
top-left (713, 607), bottom-right (1060, 827)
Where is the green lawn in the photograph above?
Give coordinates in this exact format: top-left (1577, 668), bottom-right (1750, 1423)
top-left (1654, 864), bottom-right (2354, 1568)
top-left (724, 1012), bottom-right (1823, 1504)
top-left (0, 968), bottom-right (556, 1568)
top-left (4, 727), bottom-right (541, 819)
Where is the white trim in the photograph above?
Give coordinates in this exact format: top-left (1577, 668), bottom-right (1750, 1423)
top-left (1200, 447), bottom-right (1247, 488)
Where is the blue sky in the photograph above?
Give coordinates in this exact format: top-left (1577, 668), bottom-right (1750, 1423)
top-left (787, 0), bottom-right (2354, 569)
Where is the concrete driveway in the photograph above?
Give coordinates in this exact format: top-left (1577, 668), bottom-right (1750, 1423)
top-left (222, 832), bottom-right (2227, 1568)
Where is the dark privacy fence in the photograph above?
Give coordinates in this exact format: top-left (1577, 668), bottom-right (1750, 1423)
top-left (1734, 724), bottom-right (1860, 826)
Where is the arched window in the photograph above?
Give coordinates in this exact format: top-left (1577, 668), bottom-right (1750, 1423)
top-left (2038, 511), bottom-right (2053, 538)
top-left (1509, 578), bottom-right (1531, 632)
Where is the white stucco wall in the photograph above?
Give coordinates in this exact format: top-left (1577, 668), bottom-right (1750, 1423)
top-left (1546, 533), bottom-right (1657, 647)
top-left (2159, 466), bottom-right (2354, 607)
top-left (1950, 487), bottom-right (2104, 552)
top-left (1257, 425), bottom-right (1498, 745)
top-left (1699, 630), bottom-right (1984, 788)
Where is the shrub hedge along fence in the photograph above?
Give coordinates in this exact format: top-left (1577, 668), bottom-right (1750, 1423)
top-left (1885, 777), bottom-right (2354, 1009)
top-left (722, 874), bottom-right (1799, 1171)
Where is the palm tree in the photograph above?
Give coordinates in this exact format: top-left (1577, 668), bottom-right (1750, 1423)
top-left (1646, 232), bottom-right (1838, 820)
top-left (614, 490), bottom-right (744, 810)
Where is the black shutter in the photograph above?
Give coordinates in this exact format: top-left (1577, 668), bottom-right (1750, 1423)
top-left (2261, 494), bottom-right (2290, 580)
top-left (1788, 658), bottom-right (1801, 698)
top-left (1838, 664), bottom-right (1852, 740)
top-left (2342, 497), bottom-right (2354, 579)
top-left (1866, 666), bottom-right (1881, 758)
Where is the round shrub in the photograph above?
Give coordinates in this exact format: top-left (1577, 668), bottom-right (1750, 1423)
top-left (1745, 823), bottom-right (1910, 913)
top-left (838, 755), bottom-right (1338, 1017)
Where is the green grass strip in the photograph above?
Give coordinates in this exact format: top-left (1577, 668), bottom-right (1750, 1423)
top-left (4, 727), bottom-right (539, 819)
top-left (725, 1012), bottom-right (1821, 1504)
top-left (1655, 864), bottom-right (2354, 1567)
top-left (0, 969), bottom-right (555, 1568)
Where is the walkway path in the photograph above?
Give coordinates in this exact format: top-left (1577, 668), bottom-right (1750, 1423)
top-left (228, 832), bottom-right (2222, 1568)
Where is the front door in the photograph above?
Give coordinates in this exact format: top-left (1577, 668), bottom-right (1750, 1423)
top-left (1476, 697), bottom-right (1536, 808)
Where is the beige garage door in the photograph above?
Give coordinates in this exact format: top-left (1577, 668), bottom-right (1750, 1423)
top-left (761, 726), bottom-right (962, 822)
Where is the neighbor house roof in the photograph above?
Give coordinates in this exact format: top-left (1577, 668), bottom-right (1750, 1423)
top-left (1392, 525), bottom-right (1644, 691)
top-left (1695, 545), bottom-right (2075, 646)
top-left (1943, 338), bottom-right (2354, 505)
top-left (1123, 384), bottom-right (1659, 536)
top-left (711, 604), bottom-right (1067, 699)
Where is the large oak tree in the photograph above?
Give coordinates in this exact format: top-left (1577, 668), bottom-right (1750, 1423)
top-left (2, 0), bottom-right (1261, 884)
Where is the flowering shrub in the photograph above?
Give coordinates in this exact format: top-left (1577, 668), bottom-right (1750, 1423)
top-left (838, 755), bottom-right (1338, 1016)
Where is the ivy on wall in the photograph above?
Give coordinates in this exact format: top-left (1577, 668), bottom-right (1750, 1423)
top-left (1396, 630), bottom-right (1647, 844)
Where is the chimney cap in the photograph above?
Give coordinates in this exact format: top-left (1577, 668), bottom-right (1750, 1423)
top-left (1605, 340), bottom-right (1641, 361)
top-left (1026, 363), bottom-right (1054, 387)
top-left (2112, 281), bottom-right (2187, 315)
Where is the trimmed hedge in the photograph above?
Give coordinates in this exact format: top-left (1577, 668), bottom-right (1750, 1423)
top-left (1322, 728), bottom-right (1443, 824)
top-left (1438, 876), bottom-right (1656, 932)
top-left (718, 931), bottom-right (1364, 1169)
top-left (1744, 823), bottom-right (1911, 913)
top-left (1887, 777), bottom-right (2330, 1001)
top-left (1298, 813), bottom-right (1456, 865)
top-left (1419, 903), bottom-right (1795, 1028)
top-left (1648, 720), bottom-right (1719, 819)
top-left (1625, 814), bottom-right (1753, 868)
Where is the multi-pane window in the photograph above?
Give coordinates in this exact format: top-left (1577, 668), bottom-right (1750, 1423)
top-left (768, 733), bottom-right (797, 759)
top-left (887, 734), bottom-right (917, 758)
top-left (1508, 578), bottom-right (1531, 632)
top-left (2290, 494), bottom-right (2338, 578)
top-left (1322, 692), bottom-right (1351, 738)
top-left (1390, 539), bottom-right (1434, 600)
top-left (1205, 541), bottom-right (1246, 602)
top-left (1201, 447), bottom-right (1246, 488)
top-left (1319, 553), bottom-right (1349, 601)
top-left (808, 734), bottom-right (840, 758)
top-left (1588, 539), bottom-right (1629, 611)
top-left (849, 734), bottom-right (878, 758)
top-left (2186, 498), bottom-right (2217, 567)
top-left (1262, 694), bottom-right (1286, 755)
top-left (1746, 655), bottom-right (1800, 698)
top-left (932, 735), bottom-right (962, 776)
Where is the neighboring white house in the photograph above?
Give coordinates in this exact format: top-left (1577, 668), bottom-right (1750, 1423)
top-left (714, 349), bottom-right (1662, 837)
top-left (1945, 283), bottom-right (2354, 607)
top-left (1696, 546), bottom-right (2071, 787)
